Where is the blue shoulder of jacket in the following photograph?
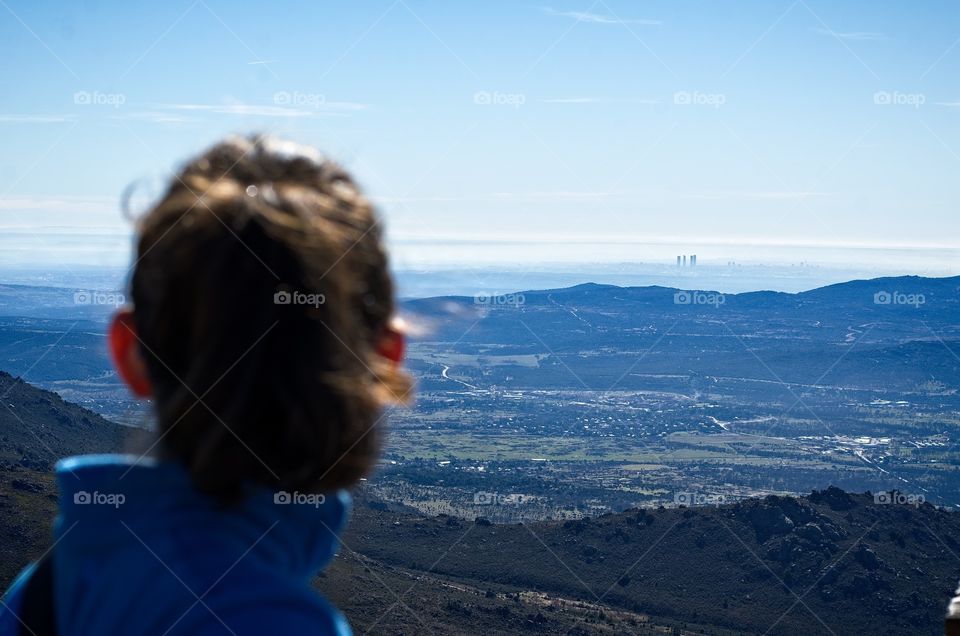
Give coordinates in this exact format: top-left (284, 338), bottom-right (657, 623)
top-left (172, 593), bottom-right (352, 636)
top-left (0, 562), bottom-right (35, 636)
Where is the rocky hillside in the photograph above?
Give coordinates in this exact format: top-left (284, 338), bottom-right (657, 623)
top-left (0, 375), bottom-right (957, 634)
top-left (0, 370), bottom-right (126, 466)
top-left (330, 487), bottom-right (960, 635)
top-left (0, 371), bottom-right (127, 584)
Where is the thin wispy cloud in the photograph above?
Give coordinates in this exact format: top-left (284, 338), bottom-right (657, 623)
top-left (540, 97), bottom-right (604, 104)
top-left (159, 101), bottom-right (367, 118)
top-left (492, 190), bottom-right (628, 201)
top-left (813, 28), bottom-right (885, 41)
top-left (0, 196), bottom-right (131, 261)
top-left (373, 195), bottom-right (473, 204)
top-left (164, 104), bottom-right (314, 118)
top-left (0, 114), bottom-right (76, 123)
top-left (103, 99), bottom-right (371, 124)
top-left (0, 195), bottom-right (117, 211)
top-left (374, 191), bottom-right (630, 204)
top-left (683, 191), bottom-right (833, 201)
top-left (542, 7), bottom-right (662, 26)
top-left (109, 111), bottom-right (195, 124)
top-left (539, 97), bottom-right (662, 105)
top-left (934, 100), bottom-right (960, 107)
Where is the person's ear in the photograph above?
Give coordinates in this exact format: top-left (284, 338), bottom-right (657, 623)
top-left (376, 322), bottom-right (405, 366)
top-left (108, 308), bottom-right (152, 398)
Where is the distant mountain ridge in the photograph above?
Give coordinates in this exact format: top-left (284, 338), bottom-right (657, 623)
top-left (402, 274), bottom-right (960, 394)
top-left (402, 275), bottom-right (960, 340)
top-left (405, 274), bottom-right (960, 307)
top-left (1, 275), bottom-right (956, 319)
top-left (6, 274), bottom-right (952, 416)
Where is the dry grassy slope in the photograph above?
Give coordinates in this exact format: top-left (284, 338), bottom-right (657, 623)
top-left (338, 489), bottom-right (959, 635)
top-left (0, 371), bottom-right (126, 583)
top-left (316, 544), bottom-right (740, 635)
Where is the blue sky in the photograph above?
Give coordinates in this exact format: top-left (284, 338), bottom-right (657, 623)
top-left (0, 0), bottom-right (958, 268)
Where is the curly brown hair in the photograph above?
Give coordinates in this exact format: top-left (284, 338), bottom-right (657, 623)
top-left (130, 134), bottom-right (411, 501)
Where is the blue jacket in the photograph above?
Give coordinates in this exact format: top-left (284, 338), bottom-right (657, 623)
top-left (0, 454), bottom-right (352, 635)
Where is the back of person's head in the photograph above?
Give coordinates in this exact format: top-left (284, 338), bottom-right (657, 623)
top-left (124, 134), bottom-right (411, 501)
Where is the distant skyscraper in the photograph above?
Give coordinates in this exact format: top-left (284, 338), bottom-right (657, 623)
top-left (691, 254), bottom-right (697, 267)
top-left (682, 255), bottom-right (687, 266)
top-left (677, 255), bottom-right (682, 267)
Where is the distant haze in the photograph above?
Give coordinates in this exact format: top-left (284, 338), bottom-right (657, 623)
top-left (0, 239), bottom-right (956, 298)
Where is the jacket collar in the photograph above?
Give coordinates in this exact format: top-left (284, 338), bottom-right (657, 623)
top-left (55, 454), bottom-right (350, 580)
